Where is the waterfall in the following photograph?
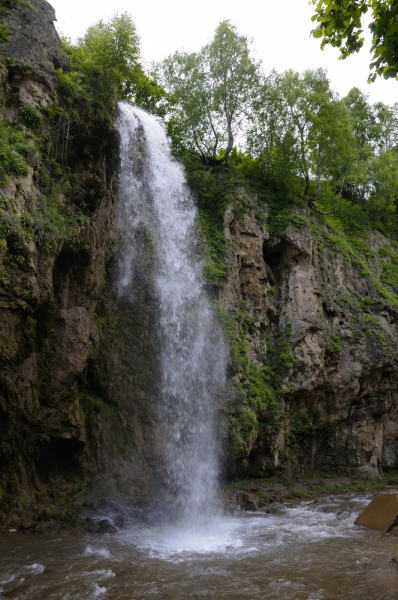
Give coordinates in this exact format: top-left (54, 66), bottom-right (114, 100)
top-left (114, 103), bottom-right (227, 525)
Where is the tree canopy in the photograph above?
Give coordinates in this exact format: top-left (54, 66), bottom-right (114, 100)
top-left (160, 21), bottom-right (258, 165)
top-left (311, 0), bottom-right (398, 82)
top-left (58, 13), bottom-right (171, 117)
top-left (53, 13), bottom-right (398, 238)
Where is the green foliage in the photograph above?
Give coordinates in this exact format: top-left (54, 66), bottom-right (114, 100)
top-left (203, 259), bottom-right (225, 284)
top-left (57, 13), bottom-right (173, 132)
top-left (161, 21), bottom-right (259, 165)
top-left (0, 118), bottom-right (32, 184)
top-left (329, 334), bottom-right (342, 353)
top-left (60, 13), bottom-right (140, 107)
top-left (249, 68), bottom-right (354, 215)
top-left (380, 247), bottom-right (398, 292)
top-left (19, 105), bottom-right (42, 128)
top-left (290, 408), bottom-right (321, 437)
top-left (0, 22), bottom-right (10, 44)
top-left (311, 0), bottom-right (398, 82)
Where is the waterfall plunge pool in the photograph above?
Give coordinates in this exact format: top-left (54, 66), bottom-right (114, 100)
top-left (1, 493), bottom-right (398, 599)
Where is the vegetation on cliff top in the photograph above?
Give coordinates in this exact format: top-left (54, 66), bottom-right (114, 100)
top-left (58, 13), bottom-right (173, 122)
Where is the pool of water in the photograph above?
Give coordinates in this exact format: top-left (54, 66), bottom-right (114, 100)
top-left (1, 493), bottom-right (397, 599)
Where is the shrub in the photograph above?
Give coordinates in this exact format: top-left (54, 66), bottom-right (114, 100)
top-left (19, 105), bottom-right (42, 128)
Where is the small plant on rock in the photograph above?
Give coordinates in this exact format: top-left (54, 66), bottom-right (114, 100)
top-left (19, 105), bottom-right (42, 128)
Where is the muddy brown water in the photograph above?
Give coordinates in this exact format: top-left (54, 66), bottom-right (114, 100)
top-left (1, 493), bottom-right (397, 599)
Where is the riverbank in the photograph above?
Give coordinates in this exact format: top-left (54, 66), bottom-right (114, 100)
top-left (223, 470), bottom-right (398, 511)
top-left (2, 470), bottom-right (398, 537)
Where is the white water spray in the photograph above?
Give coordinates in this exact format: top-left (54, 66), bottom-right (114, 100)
top-left (115, 103), bottom-right (227, 525)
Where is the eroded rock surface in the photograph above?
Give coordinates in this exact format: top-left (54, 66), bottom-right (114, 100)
top-left (219, 193), bottom-right (398, 479)
top-left (0, 0), bottom-right (163, 529)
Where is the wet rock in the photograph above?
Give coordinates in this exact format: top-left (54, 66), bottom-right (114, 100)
top-left (98, 519), bottom-right (117, 533)
top-left (355, 490), bottom-right (398, 536)
top-left (79, 517), bottom-right (117, 534)
top-left (113, 514), bottom-right (124, 528)
top-left (363, 552), bottom-right (398, 572)
top-left (240, 482), bottom-right (260, 493)
top-left (239, 491), bottom-right (258, 511)
top-left (264, 507), bottom-right (278, 514)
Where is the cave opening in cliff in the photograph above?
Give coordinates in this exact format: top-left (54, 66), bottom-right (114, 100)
top-left (36, 438), bottom-right (85, 482)
top-left (263, 242), bottom-right (284, 280)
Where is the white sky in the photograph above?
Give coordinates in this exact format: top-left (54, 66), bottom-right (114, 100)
top-left (51, 0), bottom-right (396, 106)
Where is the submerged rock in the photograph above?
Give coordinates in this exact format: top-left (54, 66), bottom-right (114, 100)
top-left (355, 490), bottom-right (398, 536)
top-left (363, 551), bottom-right (398, 572)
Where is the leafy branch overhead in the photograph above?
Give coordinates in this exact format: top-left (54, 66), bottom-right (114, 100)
top-left (311, 0), bottom-right (398, 82)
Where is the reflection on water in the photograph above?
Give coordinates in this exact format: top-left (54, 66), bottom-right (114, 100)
top-left (1, 493), bottom-right (398, 599)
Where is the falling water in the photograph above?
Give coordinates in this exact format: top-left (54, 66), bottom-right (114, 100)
top-left (114, 103), bottom-right (227, 525)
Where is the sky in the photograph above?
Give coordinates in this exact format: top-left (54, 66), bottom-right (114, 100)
top-left (50, 0), bottom-right (396, 106)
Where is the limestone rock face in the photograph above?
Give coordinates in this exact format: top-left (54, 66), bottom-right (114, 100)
top-left (219, 193), bottom-right (398, 479)
top-left (0, 0), bottom-right (161, 527)
top-left (0, 0), bottom-right (69, 78)
top-left (355, 490), bottom-right (398, 535)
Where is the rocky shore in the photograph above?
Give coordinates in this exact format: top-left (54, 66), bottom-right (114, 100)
top-left (0, 470), bottom-right (397, 537)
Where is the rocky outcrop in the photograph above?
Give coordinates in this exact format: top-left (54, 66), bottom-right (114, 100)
top-left (218, 189), bottom-right (398, 479)
top-left (0, 0), bottom-right (170, 531)
top-left (355, 489), bottom-right (398, 535)
top-left (0, 0), bottom-right (137, 528)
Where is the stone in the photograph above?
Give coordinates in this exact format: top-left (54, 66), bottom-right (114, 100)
top-left (355, 490), bottom-right (398, 536)
top-left (363, 552), bottom-right (398, 572)
top-left (239, 491), bottom-right (258, 511)
top-left (113, 514), bottom-right (125, 528)
top-left (80, 517), bottom-right (117, 534)
top-left (98, 519), bottom-right (117, 534)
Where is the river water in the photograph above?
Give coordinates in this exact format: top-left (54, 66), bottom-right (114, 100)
top-left (1, 493), bottom-right (398, 599)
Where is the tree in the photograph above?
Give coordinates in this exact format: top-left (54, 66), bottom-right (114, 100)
top-left (60, 13), bottom-right (142, 107)
top-left (372, 101), bottom-right (398, 152)
top-left (311, 0), bottom-right (398, 82)
top-left (247, 70), bottom-right (298, 186)
top-left (281, 69), bottom-right (354, 213)
top-left (161, 21), bottom-right (259, 165)
top-left (79, 12), bottom-right (141, 101)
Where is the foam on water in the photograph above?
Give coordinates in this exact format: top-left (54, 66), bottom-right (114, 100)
top-left (83, 546), bottom-right (111, 559)
top-left (83, 569), bottom-right (115, 579)
top-left (0, 494), bottom-right (396, 599)
top-left (92, 583), bottom-right (107, 597)
top-left (118, 494), bottom-right (376, 561)
top-left (25, 564), bottom-right (45, 575)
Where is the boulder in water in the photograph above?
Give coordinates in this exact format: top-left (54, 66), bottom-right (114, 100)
top-left (80, 517), bottom-right (117, 534)
top-left (355, 490), bottom-right (398, 536)
top-left (113, 514), bottom-right (125, 528)
top-left (363, 551), bottom-right (398, 572)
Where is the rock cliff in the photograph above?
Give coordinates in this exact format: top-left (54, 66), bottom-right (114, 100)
top-left (218, 189), bottom-right (398, 479)
top-left (0, 0), bottom-right (397, 532)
